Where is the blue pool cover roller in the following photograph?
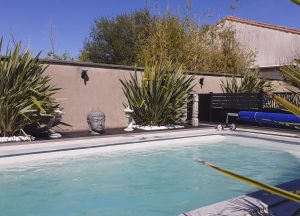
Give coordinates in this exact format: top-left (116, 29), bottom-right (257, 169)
top-left (238, 111), bottom-right (300, 126)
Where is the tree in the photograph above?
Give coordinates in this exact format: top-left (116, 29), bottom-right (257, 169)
top-left (137, 13), bottom-right (255, 74)
top-left (80, 9), bottom-right (153, 65)
top-left (80, 6), bottom-right (255, 74)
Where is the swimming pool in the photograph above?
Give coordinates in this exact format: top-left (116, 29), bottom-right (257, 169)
top-left (0, 132), bottom-right (299, 216)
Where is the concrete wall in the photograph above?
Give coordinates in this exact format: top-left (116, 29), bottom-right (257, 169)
top-left (44, 61), bottom-right (232, 131)
top-left (45, 62), bottom-right (133, 131)
top-left (44, 60), bottom-right (288, 132)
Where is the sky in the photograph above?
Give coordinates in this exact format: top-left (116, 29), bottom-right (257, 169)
top-left (0, 0), bottom-right (300, 58)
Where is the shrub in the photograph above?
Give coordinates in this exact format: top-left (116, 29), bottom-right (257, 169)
top-left (80, 9), bottom-right (153, 65)
top-left (137, 13), bottom-right (255, 74)
top-left (220, 70), bottom-right (272, 93)
top-left (0, 39), bottom-right (59, 136)
top-left (268, 59), bottom-right (300, 117)
top-left (120, 61), bottom-right (194, 126)
top-left (81, 6), bottom-right (255, 74)
top-left (281, 59), bottom-right (300, 88)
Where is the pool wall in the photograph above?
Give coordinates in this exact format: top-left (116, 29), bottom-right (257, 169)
top-left (1, 128), bottom-right (299, 215)
top-left (0, 128), bottom-right (299, 166)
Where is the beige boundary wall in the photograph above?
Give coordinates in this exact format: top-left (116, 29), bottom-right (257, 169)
top-left (43, 60), bottom-right (284, 132)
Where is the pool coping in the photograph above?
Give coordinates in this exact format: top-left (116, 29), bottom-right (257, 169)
top-left (0, 127), bottom-right (299, 164)
top-left (0, 127), bottom-right (299, 158)
top-left (0, 129), bottom-right (219, 159)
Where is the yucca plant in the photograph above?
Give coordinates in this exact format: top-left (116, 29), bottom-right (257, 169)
top-left (199, 161), bottom-right (300, 203)
top-left (281, 59), bottom-right (300, 89)
top-left (277, 0), bottom-right (300, 115)
top-left (267, 92), bottom-right (300, 117)
top-left (204, 2), bottom-right (300, 208)
top-left (201, 61), bottom-right (300, 201)
top-left (221, 70), bottom-right (272, 93)
top-left (206, 62), bottom-right (300, 208)
top-left (0, 39), bottom-right (59, 136)
top-left (291, 0), bottom-right (300, 5)
top-left (267, 59), bottom-right (300, 117)
top-left (120, 61), bottom-right (194, 126)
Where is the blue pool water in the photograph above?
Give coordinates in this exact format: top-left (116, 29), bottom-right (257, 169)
top-left (0, 136), bottom-right (299, 216)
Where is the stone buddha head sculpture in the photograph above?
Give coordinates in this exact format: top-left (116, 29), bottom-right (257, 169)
top-left (87, 108), bottom-right (105, 135)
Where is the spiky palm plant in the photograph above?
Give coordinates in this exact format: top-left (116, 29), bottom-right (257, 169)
top-left (281, 59), bottom-right (300, 88)
top-left (202, 62), bottom-right (300, 205)
top-left (203, 2), bottom-right (300, 207)
top-left (0, 39), bottom-right (59, 136)
top-left (268, 59), bottom-right (300, 117)
top-left (199, 161), bottom-right (300, 203)
top-left (291, 0), bottom-right (300, 5)
top-left (220, 70), bottom-right (272, 93)
top-left (120, 61), bottom-right (194, 126)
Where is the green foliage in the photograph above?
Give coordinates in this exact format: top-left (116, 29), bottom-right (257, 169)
top-left (269, 59), bottom-right (300, 117)
top-left (136, 11), bottom-right (186, 68)
top-left (281, 59), bottom-right (300, 88)
top-left (46, 24), bottom-right (73, 61)
top-left (80, 9), bottom-right (153, 65)
top-left (220, 70), bottom-right (272, 93)
top-left (269, 93), bottom-right (300, 117)
top-left (46, 50), bottom-right (73, 61)
top-left (199, 160), bottom-right (300, 203)
top-left (290, 0), bottom-right (300, 5)
top-left (0, 39), bottom-right (59, 136)
top-left (213, 27), bottom-right (255, 74)
top-left (80, 7), bottom-right (254, 74)
top-left (137, 13), bottom-right (255, 74)
top-left (120, 61), bottom-right (194, 126)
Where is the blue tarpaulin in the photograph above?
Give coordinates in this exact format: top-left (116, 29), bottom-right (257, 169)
top-left (238, 111), bottom-right (300, 126)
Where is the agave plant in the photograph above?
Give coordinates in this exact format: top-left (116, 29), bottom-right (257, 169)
top-left (0, 39), bottom-right (59, 136)
top-left (120, 61), bottom-right (194, 126)
top-left (221, 70), bottom-right (272, 93)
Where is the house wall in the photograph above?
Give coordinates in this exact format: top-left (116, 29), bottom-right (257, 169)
top-left (224, 21), bottom-right (300, 67)
top-left (44, 61), bottom-right (231, 131)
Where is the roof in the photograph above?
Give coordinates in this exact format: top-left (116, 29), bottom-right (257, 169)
top-left (220, 16), bottom-right (300, 35)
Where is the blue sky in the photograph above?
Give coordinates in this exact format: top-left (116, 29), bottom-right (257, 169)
top-left (1, 0), bottom-right (300, 58)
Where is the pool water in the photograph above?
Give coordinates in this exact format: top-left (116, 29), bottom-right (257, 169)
top-left (0, 136), bottom-right (299, 216)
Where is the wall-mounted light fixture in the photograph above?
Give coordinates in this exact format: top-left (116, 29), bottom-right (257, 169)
top-left (81, 70), bottom-right (89, 85)
top-left (199, 77), bottom-right (204, 89)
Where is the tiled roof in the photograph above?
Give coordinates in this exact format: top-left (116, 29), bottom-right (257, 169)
top-left (221, 16), bottom-right (300, 35)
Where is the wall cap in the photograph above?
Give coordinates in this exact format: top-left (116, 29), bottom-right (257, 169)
top-left (2, 57), bottom-right (282, 79)
top-left (41, 59), bottom-right (244, 78)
